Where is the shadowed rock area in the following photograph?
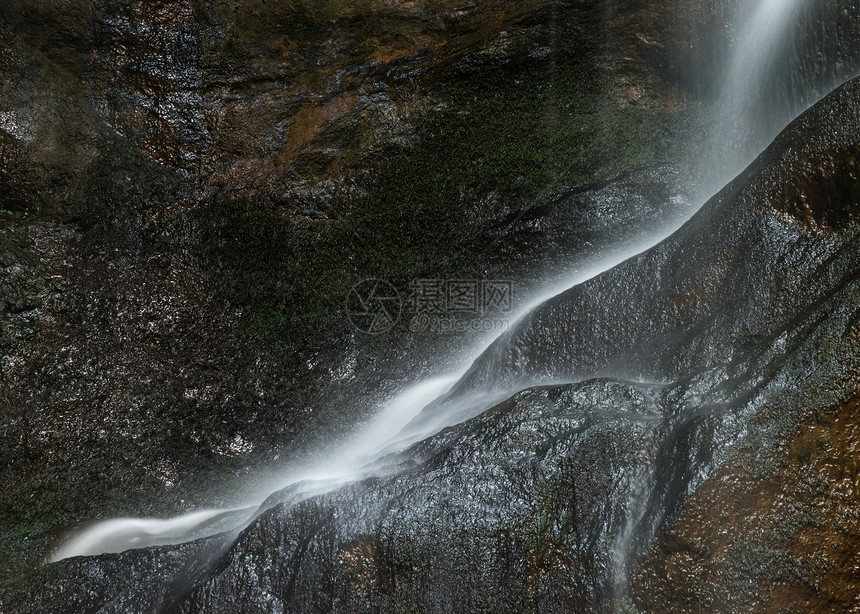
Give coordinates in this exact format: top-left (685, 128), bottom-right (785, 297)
top-left (1, 0), bottom-right (715, 582)
top-left (631, 393), bottom-right (860, 613)
top-left (5, 74), bottom-right (859, 613)
top-left (2, 0), bottom-right (860, 611)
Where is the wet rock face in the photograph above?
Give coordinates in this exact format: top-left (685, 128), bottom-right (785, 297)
top-left (1, 0), bottom-right (859, 610)
top-left (769, 143), bottom-right (860, 233)
top-left (8, 75), bottom-right (860, 614)
top-left (178, 380), bottom-right (669, 613)
top-left (447, 77), bottom-right (860, 397)
top-left (0, 21), bottom-right (97, 220)
top-left (631, 394), bottom-right (860, 613)
top-left (0, 0), bottom-right (719, 584)
top-left (189, 81), bottom-right (860, 613)
top-left (3, 379), bottom-right (673, 612)
top-left (186, 79), bottom-right (860, 611)
top-left (0, 0), bottom-right (740, 218)
top-left (478, 163), bottom-right (697, 283)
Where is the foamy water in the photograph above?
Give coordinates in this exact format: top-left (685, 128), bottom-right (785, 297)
top-left (51, 0), bottom-right (822, 563)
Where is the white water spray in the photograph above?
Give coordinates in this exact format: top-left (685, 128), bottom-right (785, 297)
top-left (51, 375), bottom-right (459, 561)
top-left (51, 0), bottom-right (817, 562)
top-left (51, 510), bottom-right (240, 560)
top-left (699, 0), bottom-right (805, 199)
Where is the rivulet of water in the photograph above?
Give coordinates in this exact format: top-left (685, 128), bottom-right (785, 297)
top-left (50, 0), bottom-right (838, 564)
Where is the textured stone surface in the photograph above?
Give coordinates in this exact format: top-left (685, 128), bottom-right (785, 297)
top-left (2, 0), bottom-right (860, 610)
top-left (3, 75), bottom-right (858, 614)
top-left (0, 0), bottom-right (721, 585)
top-left (631, 394), bottom-right (860, 613)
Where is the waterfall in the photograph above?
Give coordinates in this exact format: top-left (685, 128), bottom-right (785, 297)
top-left (51, 375), bottom-right (460, 560)
top-left (698, 0), bottom-right (806, 199)
top-left (49, 0), bottom-right (825, 564)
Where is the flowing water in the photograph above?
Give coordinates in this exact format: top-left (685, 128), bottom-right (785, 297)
top-left (50, 0), bottom-right (835, 565)
top-left (697, 0), bottom-right (805, 200)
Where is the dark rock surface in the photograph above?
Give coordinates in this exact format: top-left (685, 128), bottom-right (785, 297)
top-left (176, 76), bottom-right (860, 614)
top-left (2, 0), bottom-right (860, 609)
top-left (631, 393), bottom-right (860, 613)
top-left (5, 73), bottom-right (858, 614)
top-left (1, 0), bottom-right (729, 583)
top-left (447, 77), bottom-right (860, 396)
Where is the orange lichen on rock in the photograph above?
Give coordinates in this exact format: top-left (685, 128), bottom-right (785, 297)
top-left (769, 145), bottom-right (860, 234)
top-left (632, 394), bottom-right (860, 613)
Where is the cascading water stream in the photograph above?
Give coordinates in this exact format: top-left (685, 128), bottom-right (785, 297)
top-left (607, 0), bottom-right (809, 597)
top-left (697, 0), bottom-right (805, 200)
top-left (50, 0), bottom-right (829, 565)
top-left (52, 375), bottom-right (461, 560)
